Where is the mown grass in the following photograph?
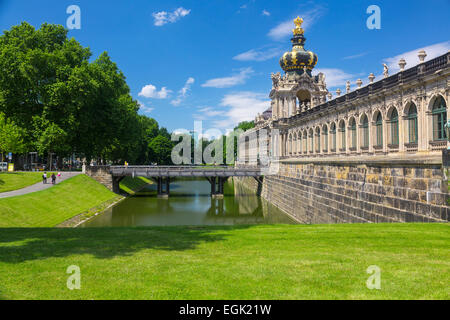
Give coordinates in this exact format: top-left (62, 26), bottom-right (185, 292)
top-left (119, 176), bottom-right (152, 195)
top-left (0, 172), bottom-right (55, 193)
top-left (0, 174), bottom-right (117, 227)
top-left (0, 223), bottom-right (448, 300)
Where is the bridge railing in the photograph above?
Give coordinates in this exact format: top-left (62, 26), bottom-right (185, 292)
top-left (109, 165), bottom-right (263, 177)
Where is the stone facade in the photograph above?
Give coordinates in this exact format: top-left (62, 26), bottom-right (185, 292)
top-left (237, 18), bottom-right (450, 224)
top-left (236, 157), bottom-right (449, 224)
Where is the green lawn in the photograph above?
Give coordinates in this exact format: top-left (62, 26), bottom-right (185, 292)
top-left (0, 172), bottom-right (55, 193)
top-left (0, 174), bottom-right (118, 227)
top-left (0, 223), bottom-right (448, 299)
top-left (119, 176), bottom-right (152, 195)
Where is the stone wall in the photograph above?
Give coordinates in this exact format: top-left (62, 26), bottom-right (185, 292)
top-left (236, 156), bottom-right (450, 224)
top-left (84, 165), bottom-right (114, 191)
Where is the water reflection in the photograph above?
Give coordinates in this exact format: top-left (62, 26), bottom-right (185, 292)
top-left (81, 179), bottom-right (296, 227)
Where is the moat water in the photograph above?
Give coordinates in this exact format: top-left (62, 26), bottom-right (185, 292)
top-left (80, 179), bottom-right (296, 227)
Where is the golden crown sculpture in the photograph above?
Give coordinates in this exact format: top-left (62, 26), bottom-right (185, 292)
top-left (292, 16), bottom-right (304, 35)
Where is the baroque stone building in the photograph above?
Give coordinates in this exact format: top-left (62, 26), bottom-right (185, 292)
top-left (237, 17), bottom-right (450, 224)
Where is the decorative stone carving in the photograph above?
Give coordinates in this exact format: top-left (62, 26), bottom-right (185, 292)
top-left (336, 88), bottom-right (341, 96)
top-left (356, 79), bottom-right (362, 88)
top-left (383, 63), bottom-right (389, 78)
top-left (271, 72), bottom-right (281, 89)
top-left (418, 50), bottom-right (427, 62)
top-left (346, 81), bottom-right (351, 93)
top-left (398, 58), bottom-right (406, 71)
top-left (368, 73), bottom-right (375, 83)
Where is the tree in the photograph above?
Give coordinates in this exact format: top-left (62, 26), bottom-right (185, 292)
top-left (0, 113), bottom-right (26, 163)
top-left (0, 22), bottom-right (174, 166)
top-left (149, 135), bottom-right (173, 165)
top-left (234, 121), bottom-right (255, 132)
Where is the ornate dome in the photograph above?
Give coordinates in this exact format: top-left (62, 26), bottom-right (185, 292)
top-left (279, 17), bottom-right (318, 76)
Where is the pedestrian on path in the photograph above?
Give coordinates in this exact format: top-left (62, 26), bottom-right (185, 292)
top-left (43, 172), bottom-right (47, 184)
top-left (51, 173), bottom-right (56, 185)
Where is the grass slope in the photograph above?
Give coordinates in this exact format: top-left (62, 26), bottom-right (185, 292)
top-left (0, 172), bottom-right (54, 193)
top-left (119, 176), bottom-right (151, 195)
top-left (0, 174), bottom-right (117, 227)
top-left (0, 223), bottom-right (448, 299)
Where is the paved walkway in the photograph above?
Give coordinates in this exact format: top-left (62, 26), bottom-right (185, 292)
top-left (0, 172), bottom-right (82, 199)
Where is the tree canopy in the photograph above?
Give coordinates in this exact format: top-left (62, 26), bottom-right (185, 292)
top-left (0, 22), bottom-right (173, 166)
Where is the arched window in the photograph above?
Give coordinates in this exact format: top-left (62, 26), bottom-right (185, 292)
top-left (315, 128), bottom-right (321, 153)
top-left (389, 109), bottom-right (399, 145)
top-left (408, 104), bottom-right (418, 143)
top-left (293, 133), bottom-right (297, 154)
top-left (309, 129), bottom-right (314, 153)
top-left (375, 113), bottom-right (383, 147)
top-left (361, 115), bottom-right (369, 148)
top-left (288, 134), bottom-right (292, 155)
top-left (330, 123), bottom-right (336, 151)
top-left (303, 131), bottom-right (307, 153)
top-left (298, 132), bottom-right (302, 155)
top-left (339, 121), bottom-right (346, 151)
top-left (323, 125), bottom-right (328, 152)
top-left (350, 118), bottom-right (357, 149)
top-left (432, 96), bottom-right (447, 141)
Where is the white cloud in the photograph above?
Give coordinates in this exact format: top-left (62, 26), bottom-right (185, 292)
top-left (213, 92), bottom-right (270, 129)
top-left (342, 52), bottom-right (368, 60)
top-left (193, 107), bottom-right (225, 121)
top-left (153, 7), bottom-right (191, 26)
top-left (171, 77), bottom-right (195, 106)
top-left (268, 7), bottom-right (325, 40)
top-left (314, 68), bottom-right (357, 89)
top-left (138, 84), bottom-right (172, 99)
top-left (201, 67), bottom-right (254, 88)
top-left (262, 10), bottom-right (271, 16)
top-left (233, 47), bottom-right (282, 62)
top-left (137, 100), bottom-right (154, 114)
top-left (383, 41), bottom-right (450, 73)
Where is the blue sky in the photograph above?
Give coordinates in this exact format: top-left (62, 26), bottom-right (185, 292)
top-left (1, 0), bottom-right (449, 135)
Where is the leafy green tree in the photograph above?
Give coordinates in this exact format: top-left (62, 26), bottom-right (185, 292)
top-left (234, 121), bottom-right (255, 132)
top-left (0, 113), bottom-right (26, 162)
top-left (149, 135), bottom-right (173, 165)
top-left (0, 22), bottom-right (175, 166)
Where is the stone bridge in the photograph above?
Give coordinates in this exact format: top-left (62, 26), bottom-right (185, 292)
top-left (84, 165), bottom-right (263, 198)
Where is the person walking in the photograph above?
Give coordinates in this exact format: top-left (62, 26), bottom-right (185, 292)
top-left (51, 173), bottom-right (56, 185)
top-left (43, 172), bottom-right (47, 184)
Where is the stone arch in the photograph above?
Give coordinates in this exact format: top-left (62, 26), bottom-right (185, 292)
top-left (427, 92), bottom-right (447, 112)
top-left (302, 129), bottom-right (308, 153)
top-left (297, 130), bottom-right (302, 155)
top-left (387, 106), bottom-right (399, 146)
top-left (428, 94), bottom-right (447, 142)
top-left (293, 131), bottom-right (298, 154)
top-left (338, 119), bottom-right (346, 151)
top-left (348, 116), bottom-right (357, 149)
top-left (329, 121), bottom-right (337, 151)
top-left (287, 132), bottom-right (293, 155)
top-left (359, 113), bottom-right (369, 148)
top-left (308, 128), bottom-right (314, 153)
top-left (315, 126), bottom-right (321, 153)
top-left (372, 110), bottom-right (383, 148)
top-left (322, 124), bottom-right (328, 152)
